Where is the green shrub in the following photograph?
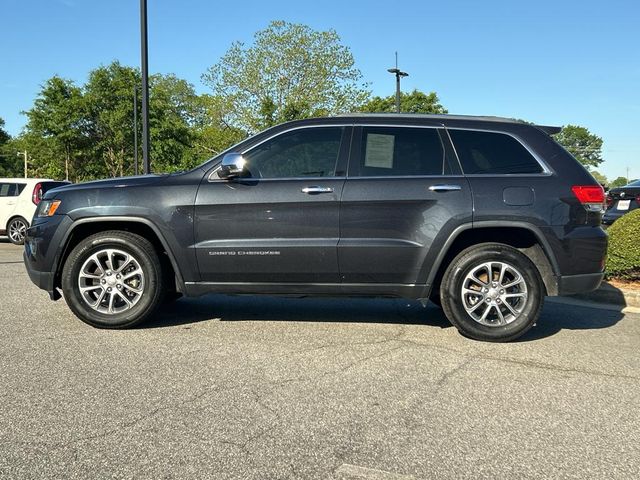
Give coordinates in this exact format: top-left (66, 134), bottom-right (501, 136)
top-left (606, 208), bottom-right (640, 280)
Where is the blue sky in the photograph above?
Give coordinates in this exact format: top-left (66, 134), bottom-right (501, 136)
top-left (1, 0), bottom-right (638, 179)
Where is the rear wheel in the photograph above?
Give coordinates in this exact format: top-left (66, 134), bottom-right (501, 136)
top-left (8, 217), bottom-right (28, 245)
top-left (61, 231), bottom-right (165, 328)
top-left (440, 243), bottom-right (544, 342)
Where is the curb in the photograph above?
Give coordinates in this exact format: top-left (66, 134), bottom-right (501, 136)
top-left (570, 281), bottom-right (640, 308)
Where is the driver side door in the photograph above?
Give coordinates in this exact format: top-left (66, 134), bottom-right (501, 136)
top-left (194, 125), bottom-right (351, 285)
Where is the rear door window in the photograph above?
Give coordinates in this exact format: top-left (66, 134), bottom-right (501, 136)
top-left (0, 183), bottom-right (23, 197)
top-left (350, 127), bottom-right (451, 177)
top-left (449, 129), bottom-right (543, 174)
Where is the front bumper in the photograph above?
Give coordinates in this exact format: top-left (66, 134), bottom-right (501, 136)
top-left (24, 251), bottom-right (55, 292)
top-left (557, 272), bottom-right (604, 296)
top-left (23, 214), bottom-right (71, 298)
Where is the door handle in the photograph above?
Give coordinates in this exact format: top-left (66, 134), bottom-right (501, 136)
top-left (301, 186), bottom-right (334, 194)
top-left (428, 184), bottom-right (462, 192)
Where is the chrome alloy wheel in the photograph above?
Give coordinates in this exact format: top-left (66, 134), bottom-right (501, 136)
top-left (77, 248), bottom-right (145, 314)
top-left (8, 219), bottom-right (27, 244)
top-left (461, 261), bottom-right (528, 327)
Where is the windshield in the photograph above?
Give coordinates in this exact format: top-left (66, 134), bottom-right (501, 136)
top-left (627, 179), bottom-right (640, 187)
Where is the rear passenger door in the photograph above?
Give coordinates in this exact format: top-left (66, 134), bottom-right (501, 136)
top-left (338, 125), bottom-right (473, 285)
top-left (447, 128), bottom-right (550, 226)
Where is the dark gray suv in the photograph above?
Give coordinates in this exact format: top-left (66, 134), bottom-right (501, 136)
top-left (24, 114), bottom-right (607, 341)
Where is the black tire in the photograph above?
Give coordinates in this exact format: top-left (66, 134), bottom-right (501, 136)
top-left (440, 243), bottom-right (544, 342)
top-left (61, 231), bottom-right (165, 328)
top-left (7, 216), bottom-right (28, 245)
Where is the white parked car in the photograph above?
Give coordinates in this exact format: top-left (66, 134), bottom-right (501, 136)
top-left (0, 178), bottom-right (70, 245)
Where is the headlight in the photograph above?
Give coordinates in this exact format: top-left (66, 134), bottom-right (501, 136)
top-left (37, 200), bottom-right (62, 217)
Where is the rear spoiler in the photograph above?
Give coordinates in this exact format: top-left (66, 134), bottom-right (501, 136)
top-left (536, 125), bottom-right (562, 135)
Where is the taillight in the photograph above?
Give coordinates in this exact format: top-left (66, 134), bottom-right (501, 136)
top-left (32, 182), bottom-right (43, 205)
top-left (572, 185), bottom-right (605, 212)
top-left (606, 195), bottom-right (614, 208)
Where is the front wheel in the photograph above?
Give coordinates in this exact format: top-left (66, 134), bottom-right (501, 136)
top-left (61, 231), bottom-right (165, 328)
top-left (440, 243), bottom-right (544, 342)
top-left (8, 217), bottom-right (28, 245)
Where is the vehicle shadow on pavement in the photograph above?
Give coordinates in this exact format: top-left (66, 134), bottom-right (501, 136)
top-left (516, 297), bottom-right (626, 342)
top-left (145, 293), bottom-right (627, 342)
top-left (145, 295), bottom-right (452, 329)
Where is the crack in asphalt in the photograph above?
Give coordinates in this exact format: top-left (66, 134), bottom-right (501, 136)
top-left (5, 322), bottom-right (638, 452)
top-left (395, 338), bottom-right (640, 382)
top-left (6, 381), bottom-right (247, 450)
top-left (276, 325), bottom-right (407, 361)
top-left (470, 353), bottom-right (640, 381)
top-left (435, 356), bottom-right (473, 388)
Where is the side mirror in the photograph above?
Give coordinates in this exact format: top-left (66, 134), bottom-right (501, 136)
top-left (218, 153), bottom-right (246, 179)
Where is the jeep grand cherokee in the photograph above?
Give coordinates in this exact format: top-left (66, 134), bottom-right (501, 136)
top-left (24, 114), bottom-right (607, 341)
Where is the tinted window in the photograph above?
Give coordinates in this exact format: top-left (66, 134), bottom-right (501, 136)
top-left (34, 182), bottom-right (69, 203)
top-left (41, 181), bottom-right (70, 194)
top-left (449, 129), bottom-right (543, 174)
top-left (351, 127), bottom-right (448, 177)
top-left (241, 127), bottom-right (343, 178)
top-left (0, 183), bottom-right (23, 197)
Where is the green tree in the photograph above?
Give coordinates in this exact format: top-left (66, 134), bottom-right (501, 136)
top-left (360, 89), bottom-right (448, 114)
top-left (0, 118), bottom-right (11, 172)
top-left (189, 94), bottom-right (246, 163)
top-left (148, 74), bottom-right (202, 172)
top-left (0, 117), bottom-right (9, 145)
top-left (24, 77), bottom-right (85, 180)
top-left (83, 62), bottom-right (140, 178)
top-left (83, 62), bottom-right (207, 176)
top-left (590, 170), bottom-right (608, 186)
top-left (6, 133), bottom-right (66, 180)
top-left (19, 61), bottom-right (246, 180)
top-left (554, 125), bottom-right (603, 169)
top-left (202, 20), bottom-right (370, 133)
top-left (609, 176), bottom-right (629, 189)
top-left (0, 117), bottom-right (21, 177)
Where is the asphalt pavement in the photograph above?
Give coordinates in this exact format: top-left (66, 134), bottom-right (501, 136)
top-left (1, 239), bottom-right (639, 479)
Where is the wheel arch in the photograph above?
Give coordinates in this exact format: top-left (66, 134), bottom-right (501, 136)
top-left (426, 221), bottom-right (560, 298)
top-left (6, 214), bottom-right (29, 231)
top-left (5, 215), bottom-right (29, 244)
top-left (54, 217), bottom-right (184, 294)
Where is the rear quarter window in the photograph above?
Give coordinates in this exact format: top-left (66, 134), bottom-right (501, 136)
top-left (449, 129), bottom-right (543, 175)
top-left (0, 183), bottom-right (26, 197)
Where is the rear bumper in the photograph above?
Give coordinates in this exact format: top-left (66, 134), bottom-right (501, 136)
top-left (602, 212), bottom-right (623, 225)
top-left (556, 272), bottom-right (604, 296)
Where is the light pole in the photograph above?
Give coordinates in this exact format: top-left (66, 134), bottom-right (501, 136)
top-left (140, 0), bottom-right (150, 174)
top-left (133, 85), bottom-right (139, 176)
top-left (16, 150), bottom-right (27, 178)
top-left (387, 52), bottom-right (408, 113)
